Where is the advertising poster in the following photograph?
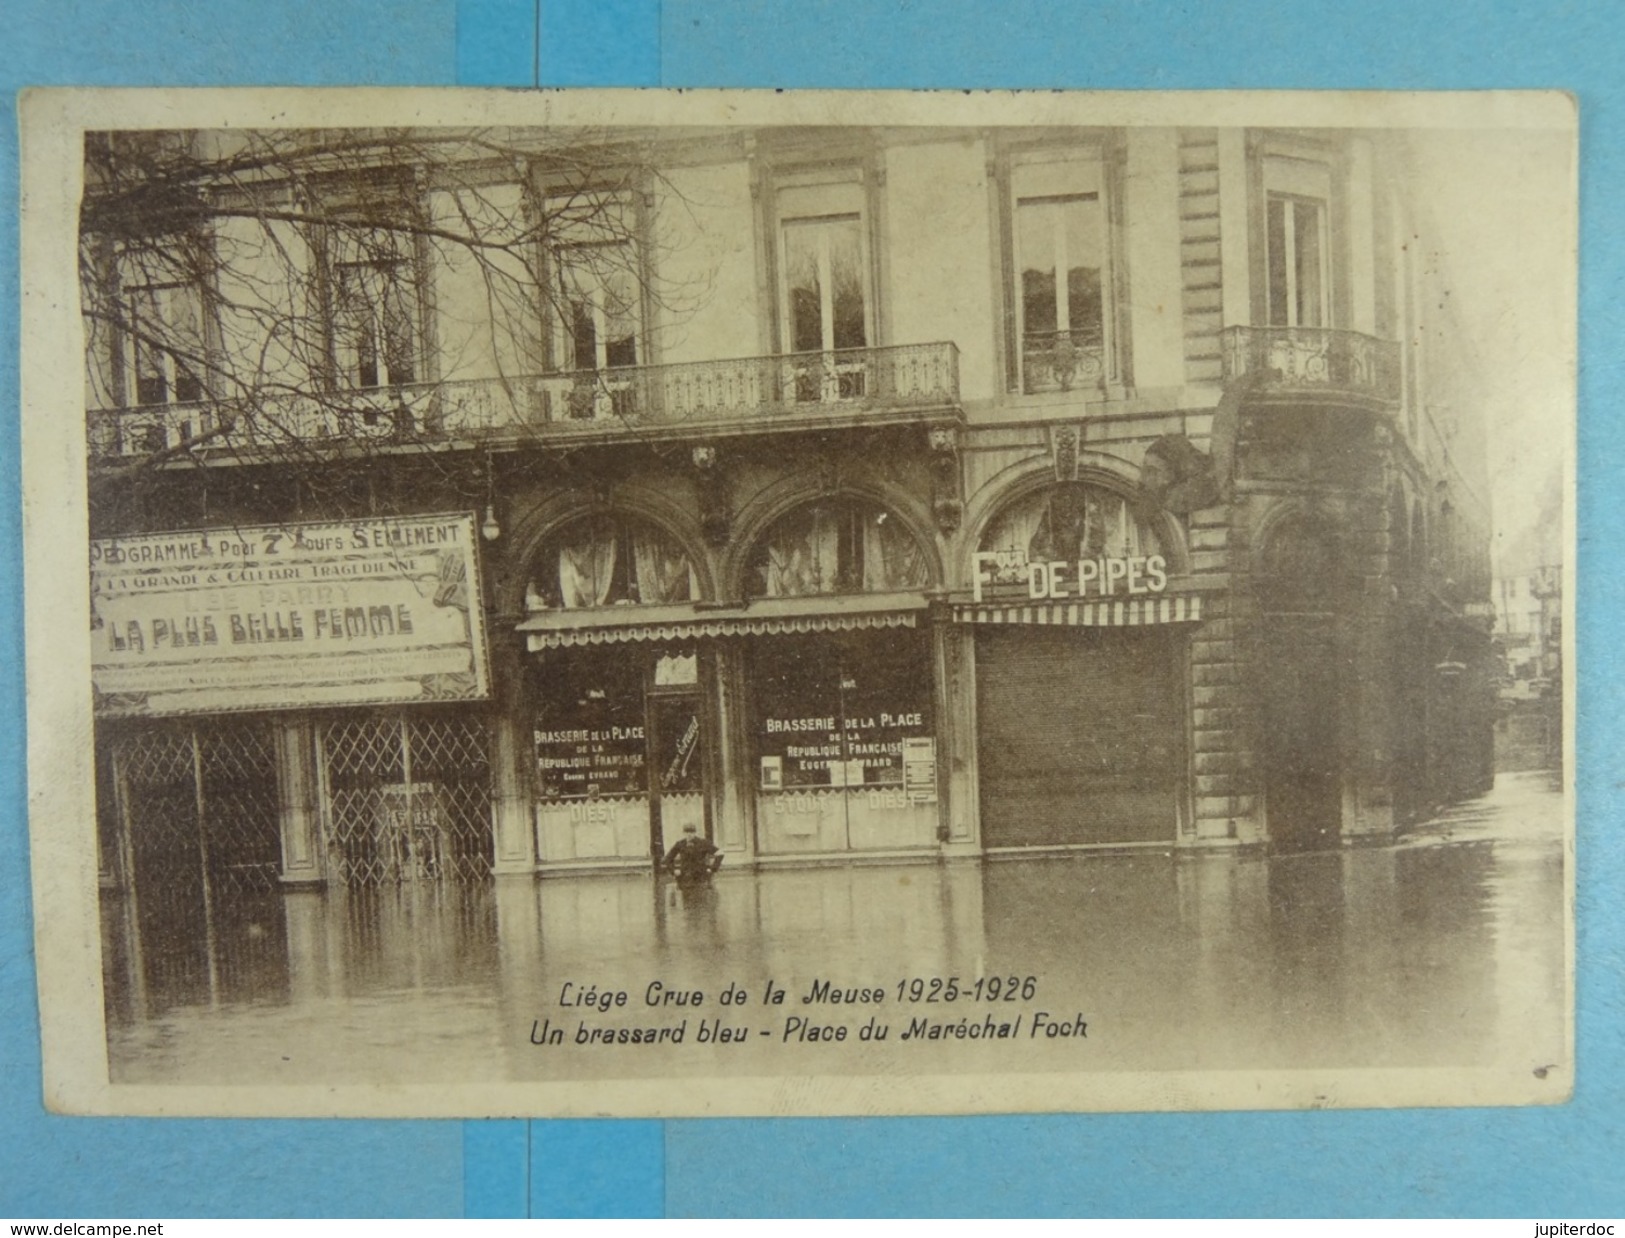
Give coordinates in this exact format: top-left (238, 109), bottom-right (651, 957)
top-left (90, 514), bottom-right (489, 716)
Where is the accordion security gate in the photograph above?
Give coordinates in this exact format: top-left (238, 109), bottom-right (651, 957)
top-left (107, 722), bottom-right (284, 899)
top-left (318, 713), bottom-right (495, 886)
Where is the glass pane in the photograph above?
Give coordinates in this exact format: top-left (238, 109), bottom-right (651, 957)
top-left (783, 221), bottom-right (825, 353)
top-left (555, 516), bottom-right (623, 607)
top-left (603, 267), bottom-right (639, 367)
top-left (752, 634), bottom-right (842, 790)
top-left (1017, 199), bottom-right (1059, 337)
top-left (557, 246), bottom-right (642, 372)
top-left (533, 650), bottom-right (647, 800)
top-left (860, 510), bottom-right (927, 591)
top-left (134, 373), bottom-right (168, 406)
top-left (754, 504), bottom-right (842, 596)
top-left (1295, 200), bottom-right (1325, 328)
top-left (568, 299), bottom-right (597, 371)
top-left (982, 484), bottom-right (1163, 564)
top-left (1063, 198), bottom-right (1104, 344)
top-left (836, 629), bottom-right (933, 789)
top-left (336, 264), bottom-right (381, 388)
top-left (651, 694), bottom-right (704, 796)
top-left (828, 218), bottom-right (866, 349)
top-left (130, 288), bottom-right (171, 404)
top-left (629, 525), bottom-right (693, 604)
top-left (381, 273), bottom-right (415, 385)
top-left (169, 284), bottom-right (204, 399)
top-left (1267, 196), bottom-right (1289, 325)
top-left (173, 371), bottom-right (203, 403)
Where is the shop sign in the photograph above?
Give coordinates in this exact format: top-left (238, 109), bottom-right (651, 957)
top-left (534, 720), bottom-right (647, 800)
top-left (971, 550), bottom-right (1169, 604)
top-left (90, 513), bottom-right (490, 717)
top-left (758, 708), bottom-right (929, 790)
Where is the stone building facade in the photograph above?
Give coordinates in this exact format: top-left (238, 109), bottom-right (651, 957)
top-left (84, 120), bottom-right (1495, 894)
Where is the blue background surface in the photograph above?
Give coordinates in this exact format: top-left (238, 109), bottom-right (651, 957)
top-left (2, 0), bottom-right (1619, 1218)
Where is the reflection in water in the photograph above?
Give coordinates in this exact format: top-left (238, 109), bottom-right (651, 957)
top-left (103, 773), bottom-right (1566, 1085)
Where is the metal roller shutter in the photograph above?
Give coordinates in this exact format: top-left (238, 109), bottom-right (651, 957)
top-left (976, 626), bottom-right (1183, 847)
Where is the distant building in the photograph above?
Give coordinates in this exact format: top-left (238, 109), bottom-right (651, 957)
top-left (84, 121), bottom-right (1496, 895)
top-left (1493, 469), bottom-right (1563, 770)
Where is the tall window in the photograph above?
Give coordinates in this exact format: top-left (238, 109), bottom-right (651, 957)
top-left (558, 247), bottom-right (639, 372)
top-left (1012, 156), bottom-right (1109, 394)
top-left (539, 191), bottom-right (644, 420)
top-left (330, 230), bottom-right (419, 390)
top-left (1263, 156), bottom-right (1332, 329)
top-left (776, 176), bottom-right (872, 402)
top-left (124, 281), bottom-right (205, 405)
top-left (544, 192), bottom-right (642, 374)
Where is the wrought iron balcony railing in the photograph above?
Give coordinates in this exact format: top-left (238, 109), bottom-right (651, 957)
top-left (87, 341), bottom-right (962, 460)
top-left (1021, 327), bottom-right (1106, 395)
top-left (1220, 326), bottom-right (1401, 405)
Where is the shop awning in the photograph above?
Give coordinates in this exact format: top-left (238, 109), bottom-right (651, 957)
top-left (518, 591), bottom-right (929, 651)
top-left (953, 594), bottom-right (1204, 628)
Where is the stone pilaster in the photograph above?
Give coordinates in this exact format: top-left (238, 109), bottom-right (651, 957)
top-left (931, 604), bottom-right (978, 849)
top-left (275, 718), bottom-right (324, 886)
top-left (489, 631), bottom-right (537, 876)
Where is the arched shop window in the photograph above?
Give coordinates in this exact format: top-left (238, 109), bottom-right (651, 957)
top-left (746, 497), bottom-right (929, 598)
top-left (742, 499), bottom-right (937, 854)
top-left (524, 515), bottom-right (697, 611)
top-left (982, 482), bottom-right (1162, 565)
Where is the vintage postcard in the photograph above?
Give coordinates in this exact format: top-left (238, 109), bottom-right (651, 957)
top-left (19, 88), bottom-right (1575, 1117)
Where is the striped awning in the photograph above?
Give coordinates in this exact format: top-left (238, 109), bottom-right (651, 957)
top-left (954, 594), bottom-right (1204, 627)
top-left (519, 591), bottom-right (927, 651)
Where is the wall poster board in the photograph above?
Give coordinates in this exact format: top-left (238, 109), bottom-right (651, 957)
top-left (90, 513), bottom-right (490, 716)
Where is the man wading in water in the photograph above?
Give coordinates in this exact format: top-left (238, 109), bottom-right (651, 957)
top-left (662, 823), bottom-right (723, 886)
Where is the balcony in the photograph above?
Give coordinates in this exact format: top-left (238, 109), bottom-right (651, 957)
top-left (87, 342), bottom-right (962, 462)
top-left (1220, 326), bottom-right (1401, 408)
top-left (1021, 327), bottom-right (1106, 395)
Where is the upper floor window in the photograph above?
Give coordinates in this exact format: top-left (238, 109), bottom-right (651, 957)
top-left (780, 182), bottom-right (868, 355)
top-left (125, 280), bottom-right (205, 405)
top-left (773, 172), bottom-right (874, 403)
top-left (546, 193), bottom-right (642, 374)
top-left (329, 228), bottom-right (420, 390)
top-left (1263, 156), bottom-right (1331, 329)
top-left (1010, 154), bottom-right (1113, 395)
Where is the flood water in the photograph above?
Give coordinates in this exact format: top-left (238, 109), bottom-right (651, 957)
top-left (101, 772), bottom-right (1567, 1086)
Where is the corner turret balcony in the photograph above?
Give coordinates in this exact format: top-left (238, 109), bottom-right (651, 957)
top-left (1220, 326), bottom-right (1401, 410)
top-left (87, 341), bottom-right (963, 463)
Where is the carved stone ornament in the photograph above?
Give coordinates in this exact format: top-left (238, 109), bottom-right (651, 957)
top-left (928, 424), bottom-right (962, 534)
top-left (692, 443), bottom-right (730, 547)
top-left (1049, 422), bottom-right (1084, 483)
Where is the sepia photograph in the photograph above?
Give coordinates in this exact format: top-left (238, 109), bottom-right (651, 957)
top-left (18, 88), bottom-right (1575, 1117)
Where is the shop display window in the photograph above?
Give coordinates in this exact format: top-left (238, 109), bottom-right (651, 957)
top-left (752, 629), bottom-right (933, 793)
top-left (532, 650), bottom-right (648, 800)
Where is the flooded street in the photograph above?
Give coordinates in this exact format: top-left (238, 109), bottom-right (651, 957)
top-left (101, 772), bottom-right (1567, 1087)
